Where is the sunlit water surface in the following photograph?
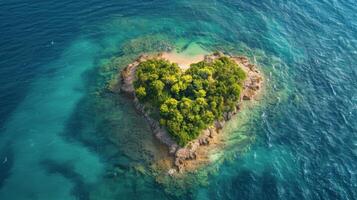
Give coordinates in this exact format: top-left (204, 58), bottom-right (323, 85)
top-left (0, 0), bottom-right (356, 199)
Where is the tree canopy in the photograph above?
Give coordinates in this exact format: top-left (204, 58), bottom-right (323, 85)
top-left (134, 56), bottom-right (246, 146)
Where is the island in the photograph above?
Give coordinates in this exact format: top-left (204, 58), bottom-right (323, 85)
top-left (120, 51), bottom-right (263, 173)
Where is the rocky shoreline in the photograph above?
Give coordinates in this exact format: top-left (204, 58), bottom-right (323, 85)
top-left (120, 52), bottom-right (263, 173)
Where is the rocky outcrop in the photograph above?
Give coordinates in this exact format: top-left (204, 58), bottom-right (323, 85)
top-left (231, 56), bottom-right (263, 101)
top-left (120, 52), bottom-right (263, 173)
top-left (120, 63), bottom-right (137, 95)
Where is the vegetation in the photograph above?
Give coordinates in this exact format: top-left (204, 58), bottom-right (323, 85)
top-left (134, 56), bottom-right (246, 146)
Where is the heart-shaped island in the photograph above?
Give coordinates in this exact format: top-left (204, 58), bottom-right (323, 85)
top-left (120, 51), bottom-right (263, 173)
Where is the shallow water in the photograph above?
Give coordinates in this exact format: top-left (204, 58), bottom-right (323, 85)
top-left (0, 0), bottom-right (356, 199)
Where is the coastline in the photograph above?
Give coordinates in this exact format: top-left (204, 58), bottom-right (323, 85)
top-left (119, 51), bottom-right (264, 173)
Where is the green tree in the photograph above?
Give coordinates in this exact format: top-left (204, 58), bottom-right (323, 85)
top-left (133, 57), bottom-right (247, 146)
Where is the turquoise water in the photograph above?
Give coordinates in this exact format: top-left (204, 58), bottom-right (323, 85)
top-left (0, 0), bottom-right (356, 199)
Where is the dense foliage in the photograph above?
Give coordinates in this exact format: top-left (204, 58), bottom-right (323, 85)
top-left (134, 56), bottom-right (246, 146)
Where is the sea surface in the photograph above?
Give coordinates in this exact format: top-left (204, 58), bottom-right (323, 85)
top-left (0, 0), bottom-right (356, 199)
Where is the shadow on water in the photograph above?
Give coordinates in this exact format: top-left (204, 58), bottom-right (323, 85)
top-left (40, 159), bottom-right (89, 200)
top-left (61, 91), bottom-right (136, 170)
top-left (260, 168), bottom-right (278, 200)
top-left (211, 167), bottom-right (279, 200)
top-left (230, 169), bottom-right (261, 200)
top-left (0, 143), bottom-right (14, 190)
top-left (59, 58), bottom-right (139, 168)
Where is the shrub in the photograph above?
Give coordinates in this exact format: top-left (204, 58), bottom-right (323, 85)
top-left (134, 56), bottom-right (246, 146)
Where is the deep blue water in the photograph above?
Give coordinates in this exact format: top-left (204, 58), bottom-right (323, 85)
top-left (0, 0), bottom-right (356, 199)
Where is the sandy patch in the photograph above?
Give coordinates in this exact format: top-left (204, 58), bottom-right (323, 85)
top-left (161, 51), bottom-right (205, 70)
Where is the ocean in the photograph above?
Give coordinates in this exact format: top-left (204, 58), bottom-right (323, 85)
top-left (0, 0), bottom-right (356, 199)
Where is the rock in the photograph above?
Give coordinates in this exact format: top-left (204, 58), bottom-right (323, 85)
top-left (189, 151), bottom-right (197, 159)
top-left (203, 138), bottom-right (209, 145)
top-left (228, 112), bottom-right (234, 120)
top-left (202, 129), bottom-right (210, 137)
top-left (120, 62), bottom-right (139, 94)
top-left (132, 61), bottom-right (139, 66)
top-left (177, 164), bottom-right (184, 173)
top-left (229, 112), bottom-right (233, 120)
top-left (199, 138), bottom-right (204, 145)
top-left (252, 84), bottom-right (259, 91)
top-left (223, 112), bottom-right (234, 121)
top-left (209, 128), bottom-right (216, 138)
top-left (176, 148), bottom-right (190, 159)
top-left (169, 144), bottom-right (179, 155)
top-left (233, 56), bottom-right (249, 65)
top-left (213, 51), bottom-right (224, 57)
top-left (214, 120), bottom-right (225, 129)
top-left (243, 95), bottom-right (251, 100)
top-left (236, 104), bottom-right (241, 111)
top-left (138, 55), bottom-right (147, 62)
top-left (175, 158), bottom-right (182, 167)
top-left (247, 64), bottom-right (255, 71)
top-left (155, 129), bottom-right (177, 148)
top-left (189, 141), bottom-right (200, 152)
top-left (168, 168), bottom-right (177, 176)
